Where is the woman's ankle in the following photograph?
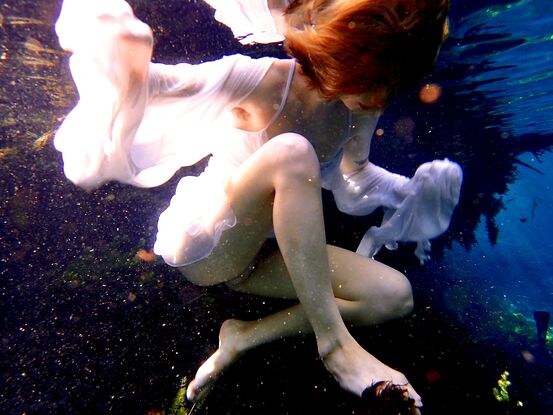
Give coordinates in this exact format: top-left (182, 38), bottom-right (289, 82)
top-left (317, 331), bottom-right (357, 361)
top-left (220, 319), bottom-right (257, 354)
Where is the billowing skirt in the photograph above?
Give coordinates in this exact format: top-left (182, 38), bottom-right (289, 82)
top-left (153, 129), bottom-right (269, 267)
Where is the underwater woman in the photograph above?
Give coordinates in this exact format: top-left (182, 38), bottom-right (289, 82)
top-left (53, 0), bottom-right (462, 411)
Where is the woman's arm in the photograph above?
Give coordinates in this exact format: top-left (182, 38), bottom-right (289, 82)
top-left (334, 111), bottom-right (463, 262)
top-left (335, 111), bottom-right (409, 218)
top-left (340, 112), bottom-right (379, 174)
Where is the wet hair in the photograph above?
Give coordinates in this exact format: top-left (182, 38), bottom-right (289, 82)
top-left (361, 381), bottom-right (418, 414)
top-left (284, 0), bottom-right (449, 104)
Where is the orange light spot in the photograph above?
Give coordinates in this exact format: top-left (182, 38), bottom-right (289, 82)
top-left (375, 128), bottom-right (384, 137)
top-left (135, 249), bottom-right (156, 262)
top-left (425, 369), bottom-right (442, 383)
top-left (419, 83), bottom-right (442, 104)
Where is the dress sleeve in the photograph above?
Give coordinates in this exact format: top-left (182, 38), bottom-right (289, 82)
top-left (54, 0), bottom-right (273, 189)
top-left (54, 0), bottom-right (155, 189)
top-left (203, 0), bottom-right (286, 44)
top-left (330, 159), bottom-right (463, 264)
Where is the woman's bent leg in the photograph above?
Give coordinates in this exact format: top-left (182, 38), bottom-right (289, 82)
top-left (187, 245), bottom-right (419, 403)
top-left (183, 133), bottom-right (350, 347)
top-left (180, 133), bottom-right (420, 405)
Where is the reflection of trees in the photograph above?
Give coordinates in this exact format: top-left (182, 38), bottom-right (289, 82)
top-left (325, 76), bottom-right (553, 257)
top-left (325, 31), bottom-right (553, 257)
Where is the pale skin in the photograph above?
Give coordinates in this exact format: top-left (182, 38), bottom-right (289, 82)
top-left (66, 1), bottom-right (425, 411)
top-left (173, 60), bottom-right (423, 408)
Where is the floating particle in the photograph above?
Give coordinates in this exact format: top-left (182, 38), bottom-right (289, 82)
top-left (521, 350), bottom-right (535, 363)
top-left (33, 129), bottom-right (55, 149)
top-left (135, 249), bottom-right (156, 262)
top-left (419, 83), bottom-right (442, 104)
top-left (394, 116), bottom-right (415, 143)
top-left (425, 369), bottom-right (442, 383)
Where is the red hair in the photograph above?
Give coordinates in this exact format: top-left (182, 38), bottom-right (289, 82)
top-left (284, 0), bottom-right (449, 103)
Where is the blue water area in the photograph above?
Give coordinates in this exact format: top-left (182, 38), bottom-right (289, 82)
top-left (449, 0), bottom-right (553, 136)
top-left (444, 151), bottom-right (553, 315)
top-left (1, 0), bottom-right (553, 414)
top-left (439, 0), bottom-right (553, 350)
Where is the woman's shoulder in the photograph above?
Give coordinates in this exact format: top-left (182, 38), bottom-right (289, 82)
top-left (230, 59), bottom-right (293, 132)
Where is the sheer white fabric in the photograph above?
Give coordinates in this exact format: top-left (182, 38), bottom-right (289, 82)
top-left (55, 0), bottom-right (274, 189)
top-left (203, 0), bottom-right (286, 44)
top-left (319, 114), bottom-right (463, 264)
top-left (54, 0), bottom-right (463, 266)
top-left (330, 159), bottom-right (463, 264)
top-left (154, 129), bottom-right (269, 266)
top-left (54, 0), bottom-right (276, 265)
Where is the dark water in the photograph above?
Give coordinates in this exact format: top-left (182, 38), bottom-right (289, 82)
top-left (1, 0), bottom-right (552, 414)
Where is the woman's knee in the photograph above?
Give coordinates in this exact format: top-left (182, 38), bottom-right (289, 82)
top-left (379, 270), bottom-right (414, 318)
top-left (267, 133), bottom-right (320, 182)
top-left (359, 268), bottom-right (414, 321)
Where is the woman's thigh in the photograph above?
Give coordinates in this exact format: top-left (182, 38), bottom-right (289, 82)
top-left (179, 133), bottom-right (318, 286)
top-left (228, 243), bottom-right (412, 310)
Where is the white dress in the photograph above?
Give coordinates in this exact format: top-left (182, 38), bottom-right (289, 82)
top-left (54, 0), bottom-right (463, 266)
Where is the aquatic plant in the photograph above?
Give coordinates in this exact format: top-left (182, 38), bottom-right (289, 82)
top-left (168, 377), bottom-right (203, 415)
top-left (493, 371), bottom-right (524, 408)
top-left (443, 280), bottom-right (553, 350)
top-left (493, 370), bottom-right (511, 402)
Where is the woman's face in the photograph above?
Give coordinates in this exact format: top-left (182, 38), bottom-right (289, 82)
top-left (339, 87), bottom-right (389, 115)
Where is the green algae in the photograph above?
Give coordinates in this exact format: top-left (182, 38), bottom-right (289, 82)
top-left (493, 370), bottom-right (512, 402)
top-left (168, 377), bottom-right (203, 415)
top-left (493, 371), bottom-right (524, 408)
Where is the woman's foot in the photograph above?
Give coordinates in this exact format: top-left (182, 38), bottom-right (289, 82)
top-left (186, 319), bottom-right (251, 402)
top-left (320, 338), bottom-right (423, 408)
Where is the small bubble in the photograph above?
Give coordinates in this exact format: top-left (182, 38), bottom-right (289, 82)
top-left (394, 116), bottom-right (415, 138)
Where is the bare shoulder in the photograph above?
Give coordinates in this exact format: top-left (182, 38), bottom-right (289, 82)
top-left (231, 59), bottom-right (292, 132)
